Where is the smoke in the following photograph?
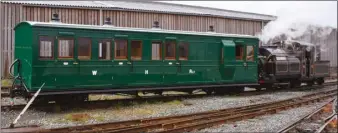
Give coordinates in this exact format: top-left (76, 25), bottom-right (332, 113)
top-left (257, 2), bottom-right (336, 47)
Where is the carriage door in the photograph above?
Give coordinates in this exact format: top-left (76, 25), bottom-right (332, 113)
top-left (113, 35), bottom-right (130, 86)
top-left (244, 45), bottom-right (257, 83)
top-left (128, 39), bottom-right (145, 85)
top-left (234, 43), bottom-right (247, 82)
top-left (162, 38), bottom-right (179, 84)
top-left (221, 40), bottom-right (236, 81)
top-left (55, 35), bottom-right (79, 87)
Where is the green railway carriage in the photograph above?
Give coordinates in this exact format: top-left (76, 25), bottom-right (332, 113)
top-left (12, 21), bottom-right (259, 97)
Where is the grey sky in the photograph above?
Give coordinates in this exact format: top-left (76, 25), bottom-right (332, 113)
top-left (161, 1), bottom-right (337, 28)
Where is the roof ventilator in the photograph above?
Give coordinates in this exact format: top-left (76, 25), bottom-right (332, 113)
top-left (152, 21), bottom-right (160, 29)
top-left (51, 13), bottom-right (60, 23)
top-left (208, 25), bottom-right (215, 32)
top-left (103, 17), bottom-right (113, 26)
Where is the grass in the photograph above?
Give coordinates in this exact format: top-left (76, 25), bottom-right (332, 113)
top-left (166, 100), bottom-right (182, 105)
top-left (64, 113), bottom-right (91, 123)
top-left (92, 114), bottom-right (106, 122)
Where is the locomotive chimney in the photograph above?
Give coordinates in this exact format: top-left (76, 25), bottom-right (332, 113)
top-left (208, 25), bottom-right (214, 32)
top-left (152, 21), bottom-right (160, 28)
top-left (104, 17), bottom-right (112, 25)
top-left (51, 13), bottom-right (60, 22)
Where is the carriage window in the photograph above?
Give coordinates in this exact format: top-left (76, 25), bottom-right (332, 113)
top-left (58, 37), bottom-right (74, 59)
top-left (78, 37), bottom-right (91, 60)
top-left (115, 39), bottom-right (127, 59)
top-left (165, 40), bottom-right (176, 60)
top-left (246, 45), bottom-right (254, 61)
top-left (178, 42), bottom-right (189, 60)
top-left (235, 45), bottom-right (244, 60)
top-left (99, 40), bottom-right (111, 60)
top-left (39, 36), bottom-right (54, 59)
top-left (131, 41), bottom-right (142, 60)
top-left (152, 42), bottom-right (162, 60)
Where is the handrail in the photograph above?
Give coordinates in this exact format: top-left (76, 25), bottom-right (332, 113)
top-left (9, 59), bottom-right (19, 77)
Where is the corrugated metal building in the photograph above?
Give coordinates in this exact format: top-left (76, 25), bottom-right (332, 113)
top-left (0, 1), bottom-right (277, 77)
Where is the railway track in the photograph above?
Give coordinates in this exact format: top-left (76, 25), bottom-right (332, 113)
top-left (2, 81), bottom-right (337, 112)
top-left (316, 113), bottom-right (337, 133)
top-left (278, 98), bottom-right (337, 133)
top-left (26, 85), bottom-right (337, 133)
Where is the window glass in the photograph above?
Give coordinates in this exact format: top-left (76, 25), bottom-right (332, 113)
top-left (114, 39), bottom-right (127, 59)
top-left (246, 45), bottom-right (254, 61)
top-left (152, 42), bottom-right (162, 60)
top-left (131, 41), bottom-right (142, 60)
top-left (78, 37), bottom-right (91, 60)
top-left (99, 39), bottom-right (111, 60)
top-left (39, 36), bottom-right (54, 59)
top-left (58, 37), bottom-right (74, 59)
top-left (165, 40), bottom-right (176, 60)
top-left (235, 45), bottom-right (243, 60)
top-left (178, 42), bottom-right (189, 60)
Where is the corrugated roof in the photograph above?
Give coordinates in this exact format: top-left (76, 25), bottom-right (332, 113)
top-left (2, 1), bottom-right (276, 21)
top-left (17, 21), bottom-right (258, 38)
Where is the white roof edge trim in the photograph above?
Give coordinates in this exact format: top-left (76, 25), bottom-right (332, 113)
top-left (24, 21), bottom-right (258, 39)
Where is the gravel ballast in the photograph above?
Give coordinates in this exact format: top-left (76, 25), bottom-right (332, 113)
top-left (198, 99), bottom-right (335, 132)
top-left (1, 85), bottom-right (337, 129)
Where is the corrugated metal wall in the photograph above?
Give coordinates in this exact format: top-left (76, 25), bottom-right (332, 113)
top-left (0, 3), bottom-right (265, 77)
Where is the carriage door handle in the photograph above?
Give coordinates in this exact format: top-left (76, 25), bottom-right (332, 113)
top-left (243, 62), bottom-right (247, 67)
top-left (128, 61), bottom-right (133, 72)
top-left (176, 62), bottom-right (181, 72)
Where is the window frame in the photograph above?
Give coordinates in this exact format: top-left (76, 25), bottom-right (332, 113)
top-left (77, 37), bottom-right (92, 60)
top-left (114, 39), bottom-right (128, 60)
top-left (38, 36), bottom-right (54, 60)
top-left (178, 41), bottom-right (189, 60)
top-left (57, 37), bottom-right (74, 59)
top-left (246, 45), bottom-right (255, 62)
top-left (130, 40), bottom-right (143, 60)
top-left (151, 41), bottom-right (162, 60)
top-left (235, 44), bottom-right (244, 61)
top-left (98, 39), bottom-right (112, 60)
top-left (164, 40), bottom-right (176, 60)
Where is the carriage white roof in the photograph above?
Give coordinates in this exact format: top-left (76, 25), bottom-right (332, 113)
top-left (20, 21), bottom-right (258, 39)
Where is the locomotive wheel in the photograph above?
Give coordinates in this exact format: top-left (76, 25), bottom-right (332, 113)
top-left (316, 78), bottom-right (324, 85)
top-left (295, 81), bottom-right (301, 87)
top-left (288, 80), bottom-right (299, 89)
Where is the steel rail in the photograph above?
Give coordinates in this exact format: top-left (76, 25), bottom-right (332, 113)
top-left (153, 93), bottom-right (337, 133)
top-left (39, 86), bottom-right (337, 133)
top-left (2, 81), bottom-right (337, 112)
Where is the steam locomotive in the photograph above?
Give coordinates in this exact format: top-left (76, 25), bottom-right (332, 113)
top-left (258, 40), bottom-right (330, 89)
